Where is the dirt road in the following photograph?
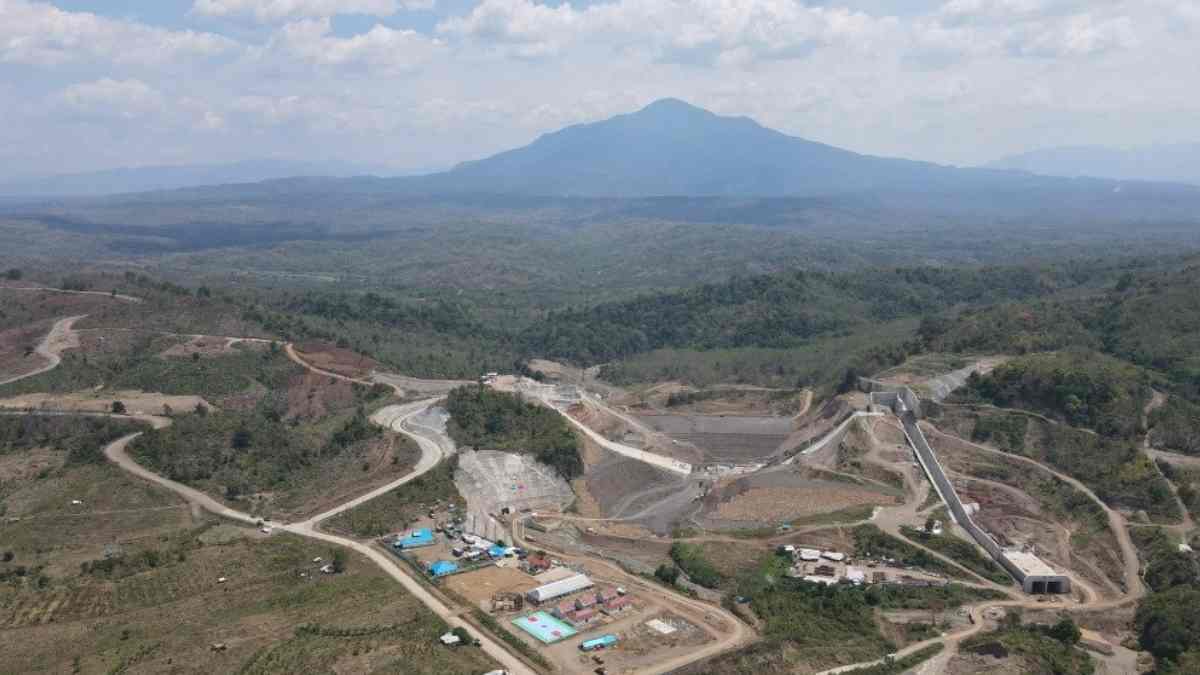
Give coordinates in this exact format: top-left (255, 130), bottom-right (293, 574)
top-left (296, 399), bottom-right (447, 527)
top-left (549, 397), bottom-right (694, 475)
top-left (0, 286), bottom-right (143, 303)
top-left (0, 315), bottom-right (84, 386)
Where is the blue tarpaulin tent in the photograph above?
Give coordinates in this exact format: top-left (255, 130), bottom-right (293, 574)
top-left (430, 561), bottom-right (459, 577)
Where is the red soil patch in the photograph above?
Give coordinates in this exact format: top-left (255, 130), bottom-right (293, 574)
top-left (286, 369), bottom-right (359, 419)
top-left (293, 342), bottom-right (378, 379)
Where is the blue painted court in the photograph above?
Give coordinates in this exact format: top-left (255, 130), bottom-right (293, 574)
top-left (512, 611), bottom-right (578, 644)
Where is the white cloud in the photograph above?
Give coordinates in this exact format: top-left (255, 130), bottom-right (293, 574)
top-left (273, 17), bottom-right (442, 69)
top-left (437, 0), bottom-right (896, 62)
top-left (191, 0), bottom-right (433, 23)
top-left (1011, 12), bottom-right (1138, 57)
top-left (60, 78), bottom-right (165, 118)
top-left (0, 0), bottom-right (238, 67)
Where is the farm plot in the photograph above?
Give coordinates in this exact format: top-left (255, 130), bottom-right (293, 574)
top-left (2, 533), bottom-right (498, 675)
top-left (635, 414), bottom-right (792, 464)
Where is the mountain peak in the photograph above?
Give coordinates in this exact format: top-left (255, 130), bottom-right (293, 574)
top-left (635, 98), bottom-right (715, 119)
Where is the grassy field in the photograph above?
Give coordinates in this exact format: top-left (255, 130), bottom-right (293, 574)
top-left (1, 448), bottom-right (192, 580)
top-left (3, 531), bottom-right (498, 674)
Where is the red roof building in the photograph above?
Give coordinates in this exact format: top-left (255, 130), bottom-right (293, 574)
top-left (552, 599), bottom-right (577, 618)
top-left (603, 596), bottom-right (633, 614)
top-left (568, 608), bottom-right (597, 625)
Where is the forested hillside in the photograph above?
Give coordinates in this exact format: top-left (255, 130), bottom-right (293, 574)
top-left (444, 386), bottom-right (582, 479)
top-left (954, 350), bottom-right (1153, 438)
top-left (521, 264), bottom-right (1112, 365)
top-left (923, 257), bottom-right (1200, 395)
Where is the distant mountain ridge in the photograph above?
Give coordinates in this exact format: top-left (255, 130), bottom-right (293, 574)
top-left (0, 159), bottom-right (398, 197)
top-left (986, 144), bottom-right (1200, 186)
top-left (8, 100), bottom-right (1200, 214)
top-left (429, 98), bottom-right (1074, 198)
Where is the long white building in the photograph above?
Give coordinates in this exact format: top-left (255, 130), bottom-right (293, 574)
top-left (526, 573), bottom-right (593, 604)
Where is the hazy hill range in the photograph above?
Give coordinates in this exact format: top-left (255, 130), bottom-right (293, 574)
top-left (3, 100), bottom-right (1200, 299)
top-left (53, 99), bottom-right (1200, 209)
top-left (987, 143), bottom-right (1200, 186)
top-left (0, 159), bottom-right (396, 197)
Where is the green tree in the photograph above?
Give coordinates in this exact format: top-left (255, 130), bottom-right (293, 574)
top-left (331, 548), bottom-right (347, 574)
top-left (111, 401), bottom-right (127, 414)
top-left (3, 268), bottom-right (21, 280)
top-left (231, 428), bottom-right (252, 450)
top-left (1048, 617), bottom-right (1081, 645)
top-left (1136, 588), bottom-right (1200, 661)
top-left (655, 564), bottom-right (680, 585)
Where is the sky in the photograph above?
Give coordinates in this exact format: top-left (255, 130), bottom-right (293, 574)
top-left (1, 0), bottom-right (1198, 178)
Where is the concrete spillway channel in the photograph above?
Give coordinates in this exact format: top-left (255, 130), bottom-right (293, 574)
top-left (873, 385), bottom-right (1071, 595)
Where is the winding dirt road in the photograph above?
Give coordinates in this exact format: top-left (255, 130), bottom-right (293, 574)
top-left (0, 315), bottom-right (85, 387)
top-left (0, 311), bottom-right (534, 675)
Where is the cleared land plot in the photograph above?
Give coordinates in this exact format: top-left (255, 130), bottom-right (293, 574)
top-left (293, 341), bottom-right (379, 379)
top-left (0, 390), bottom-right (213, 416)
top-left (442, 565), bottom-right (539, 608)
top-left (636, 413), bottom-right (792, 463)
